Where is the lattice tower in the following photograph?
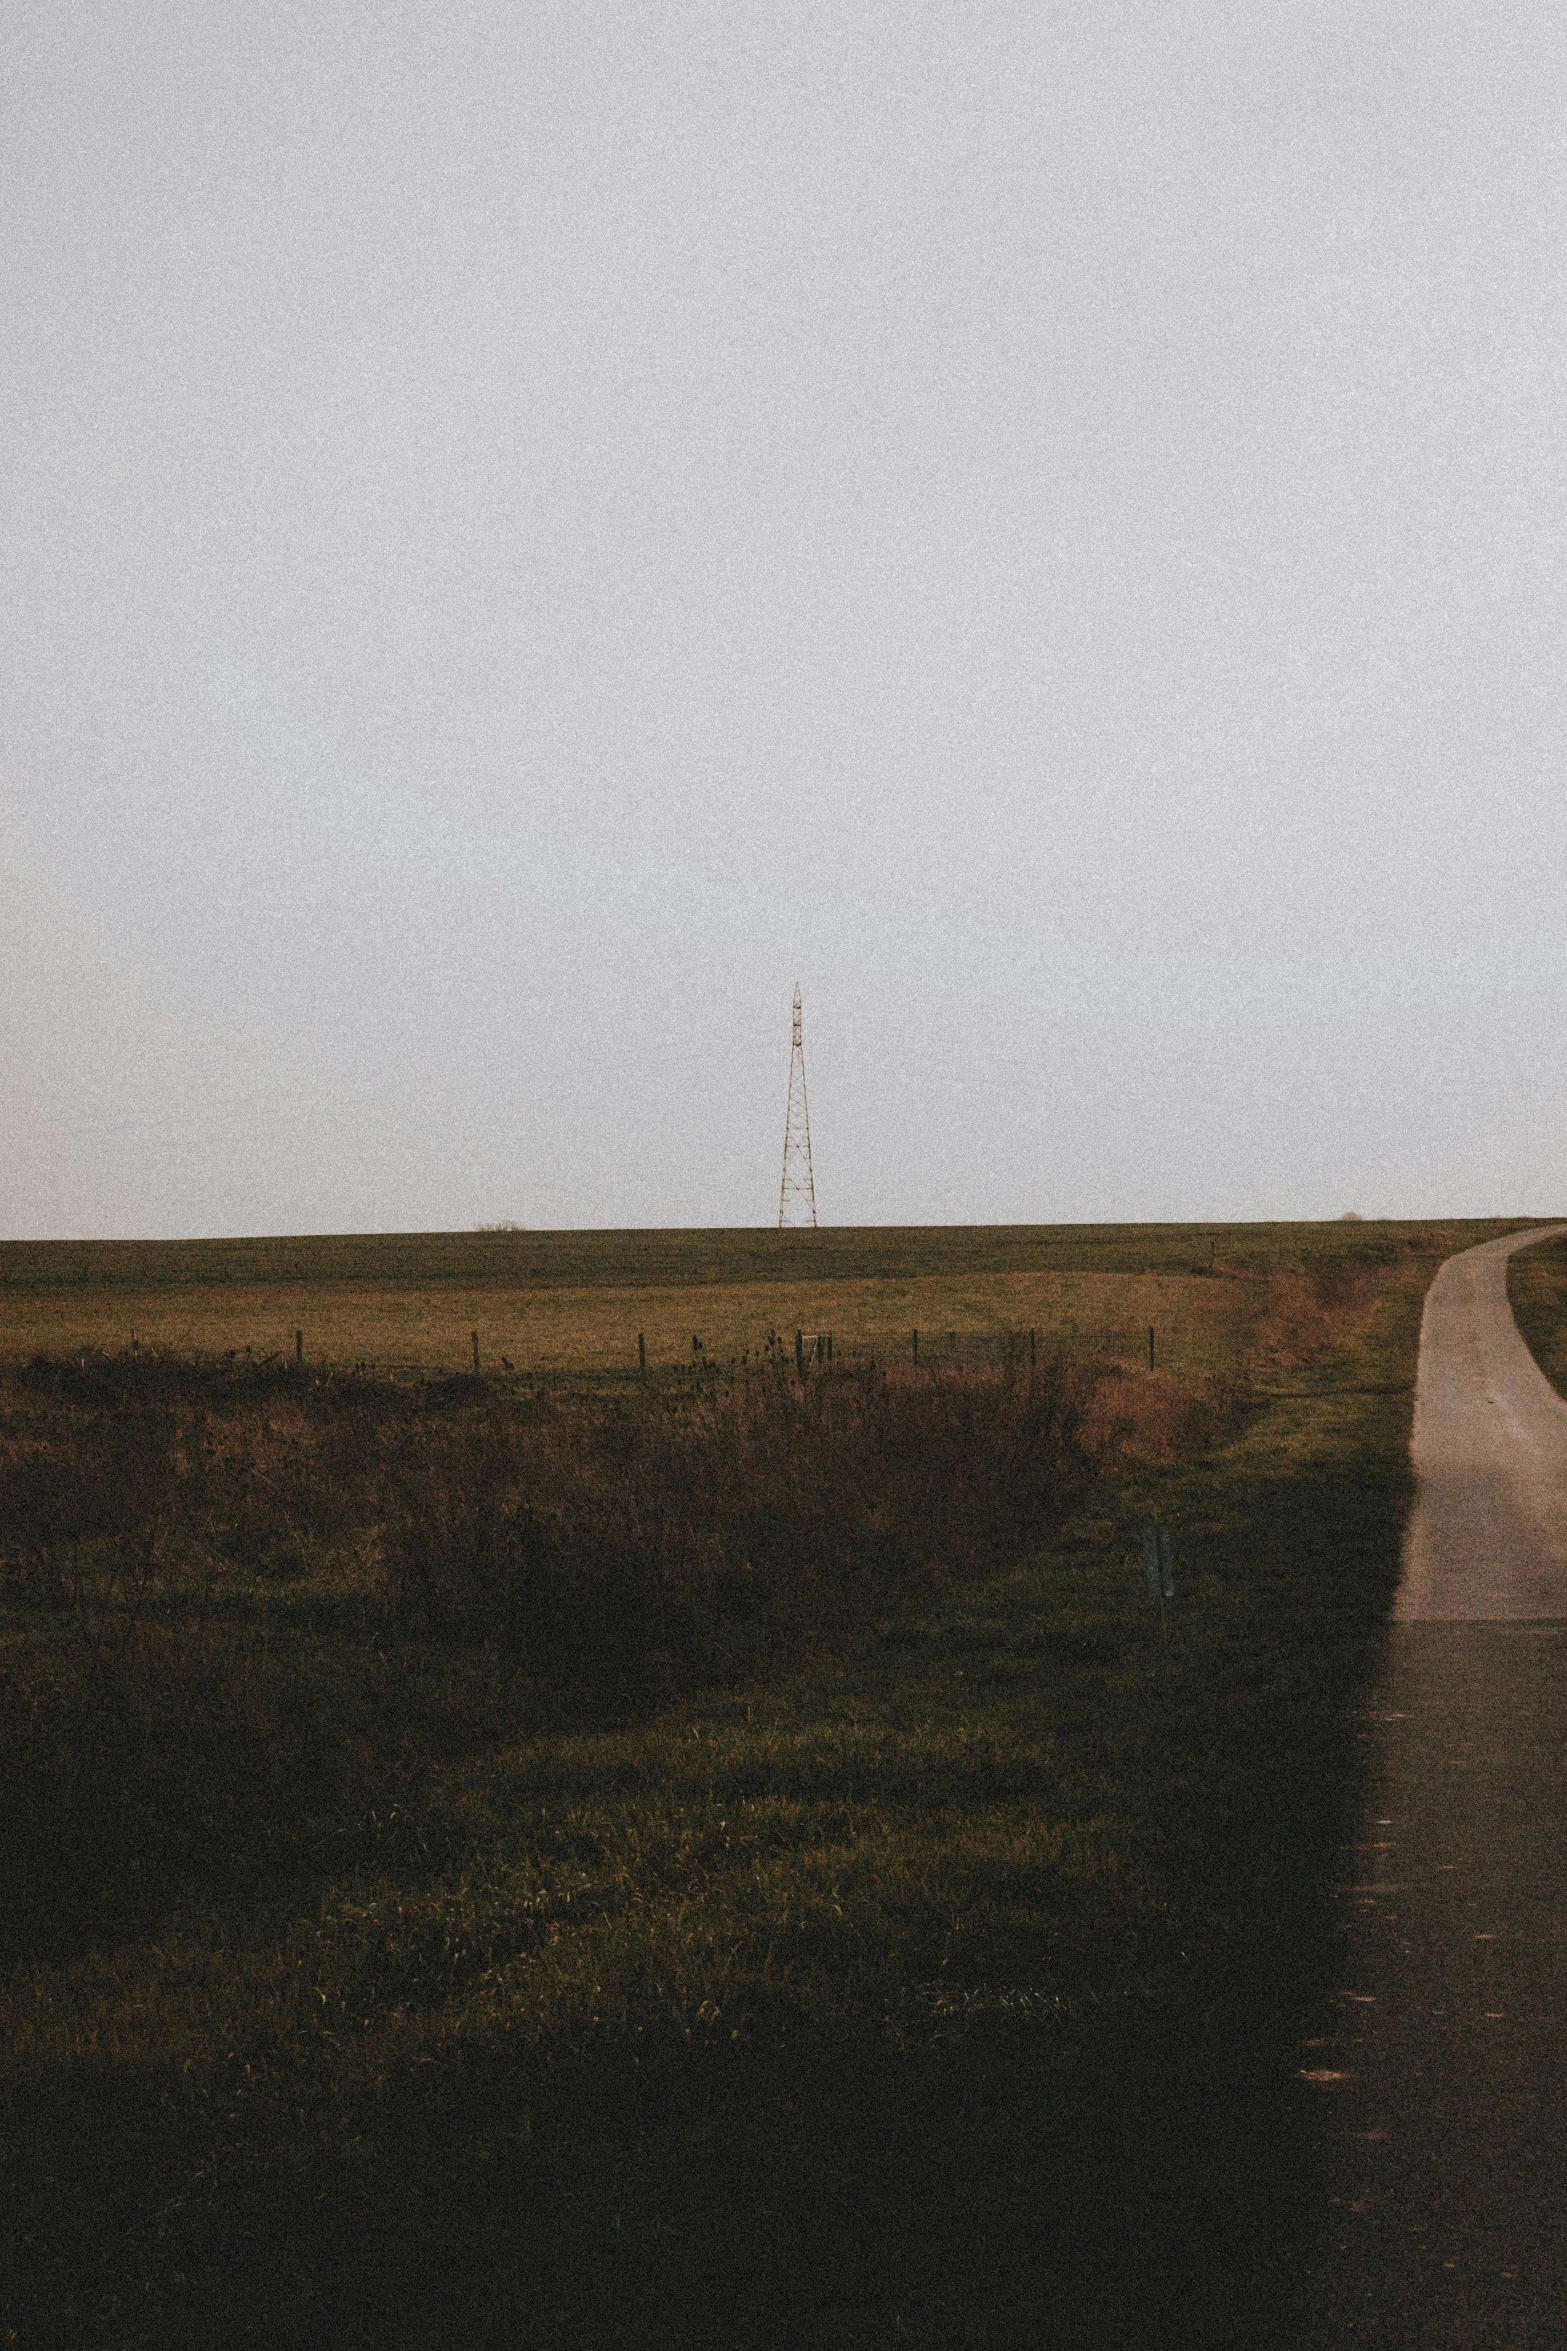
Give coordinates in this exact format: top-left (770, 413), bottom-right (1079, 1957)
top-left (778, 984), bottom-right (818, 1228)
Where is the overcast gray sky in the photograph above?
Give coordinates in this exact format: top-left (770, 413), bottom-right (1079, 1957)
top-left (4, 2), bottom-right (1565, 1236)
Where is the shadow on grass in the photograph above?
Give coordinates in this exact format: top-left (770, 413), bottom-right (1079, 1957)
top-left (11, 2001), bottom-right (1315, 2351)
top-left (4, 1239), bottom-right (1446, 2349)
top-left (8, 1422), bottom-right (1408, 2350)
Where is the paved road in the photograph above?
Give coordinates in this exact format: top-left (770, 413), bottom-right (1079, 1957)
top-left (1303, 1224), bottom-right (1567, 2347)
top-left (1399, 1225), bottom-right (1567, 1621)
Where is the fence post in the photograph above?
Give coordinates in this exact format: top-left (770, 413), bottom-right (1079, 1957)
top-left (912, 1328), bottom-right (920, 1367)
top-left (1029, 1326), bottom-right (1036, 1366)
top-left (638, 1331), bottom-right (646, 1379)
top-left (1147, 1326), bottom-right (1155, 1372)
top-left (295, 1328), bottom-right (303, 1366)
top-left (472, 1331), bottom-right (481, 1374)
top-left (795, 1329), bottom-right (805, 1377)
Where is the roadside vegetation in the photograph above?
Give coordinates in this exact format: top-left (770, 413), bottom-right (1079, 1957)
top-left (0, 1219), bottom-right (1536, 2346)
top-left (1506, 1228), bottom-right (1567, 1396)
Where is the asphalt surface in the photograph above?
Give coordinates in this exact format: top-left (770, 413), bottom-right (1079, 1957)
top-left (1300, 1225), bottom-right (1567, 2348)
top-left (1399, 1226), bottom-right (1567, 1621)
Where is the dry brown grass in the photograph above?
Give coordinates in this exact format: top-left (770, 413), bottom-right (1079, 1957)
top-left (0, 1345), bottom-right (1114, 1633)
top-left (1249, 1255), bottom-right (1391, 1373)
top-left (0, 1346), bottom-right (1123, 1975)
top-left (0, 1266), bottom-right (1262, 1381)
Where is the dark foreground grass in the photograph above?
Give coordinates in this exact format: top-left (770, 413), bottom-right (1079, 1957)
top-left (0, 1221), bottom-right (1536, 2347)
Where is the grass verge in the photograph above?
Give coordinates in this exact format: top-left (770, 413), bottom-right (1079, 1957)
top-left (1507, 1230), bottom-right (1567, 1396)
top-left (0, 1224), bottom-right (1525, 2346)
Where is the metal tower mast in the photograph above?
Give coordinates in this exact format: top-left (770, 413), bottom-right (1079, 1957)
top-left (778, 984), bottom-right (818, 1228)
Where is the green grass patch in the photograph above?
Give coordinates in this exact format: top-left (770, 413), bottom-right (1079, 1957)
top-left (0, 1218), bottom-right (1476, 1298)
top-left (0, 1220), bottom-right (1539, 2345)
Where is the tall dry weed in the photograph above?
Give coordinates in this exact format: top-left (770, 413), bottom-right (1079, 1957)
top-left (0, 1350), bottom-right (1108, 1705)
top-left (0, 1343), bottom-right (1231, 1960)
top-left (372, 1353), bottom-right (1104, 1691)
top-left (1249, 1254), bottom-right (1390, 1373)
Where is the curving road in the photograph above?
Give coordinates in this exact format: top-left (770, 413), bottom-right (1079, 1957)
top-left (1399, 1224), bottom-right (1567, 1620)
top-left (1305, 1223), bottom-right (1567, 2347)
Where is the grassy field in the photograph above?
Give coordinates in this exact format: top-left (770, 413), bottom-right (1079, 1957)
top-left (0, 1265), bottom-right (1260, 1381)
top-left (1507, 1228), bottom-right (1567, 1395)
top-left (0, 1220), bottom-right (1482, 1377)
top-left (0, 1217), bottom-right (1543, 2346)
